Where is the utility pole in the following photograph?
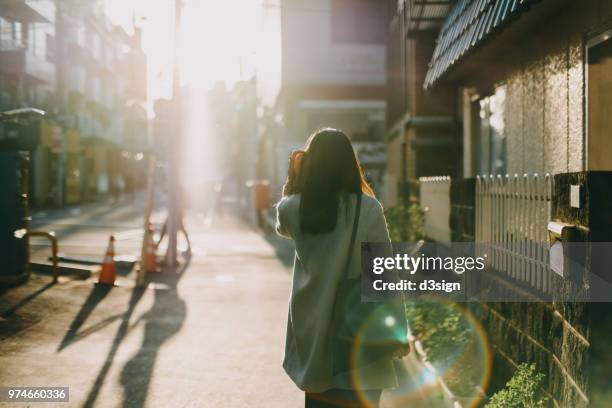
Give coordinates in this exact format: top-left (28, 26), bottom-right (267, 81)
top-left (54, 1), bottom-right (66, 208)
top-left (55, 2), bottom-right (65, 111)
top-left (164, 0), bottom-right (184, 268)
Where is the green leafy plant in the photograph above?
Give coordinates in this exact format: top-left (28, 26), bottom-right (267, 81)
top-left (384, 204), bottom-right (424, 242)
top-left (405, 300), bottom-right (471, 364)
top-left (485, 363), bottom-right (548, 408)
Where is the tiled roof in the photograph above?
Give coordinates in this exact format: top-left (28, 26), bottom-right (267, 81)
top-left (424, 0), bottom-right (540, 89)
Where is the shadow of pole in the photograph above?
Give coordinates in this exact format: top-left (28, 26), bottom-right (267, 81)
top-left (82, 286), bottom-right (146, 408)
top-left (1, 281), bottom-right (56, 319)
top-left (57, 284), bottom-right (113, 352)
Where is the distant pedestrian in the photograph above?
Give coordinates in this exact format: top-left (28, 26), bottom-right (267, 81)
top-left (276, 128), bottom-right (410, 408)
top-left (111, 174), bottom-right (125, 203)
top-left (156, 193), bottom-right (192, 257)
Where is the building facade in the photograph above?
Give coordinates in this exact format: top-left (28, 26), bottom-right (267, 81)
top-left (261, 0), bottom-right (389, 200)
top-left (384, 0), bottom-right (459, 206)
top-left (56, 2), bottom-right (148, 204)
top-left (0, 0), bottom-right (148, 207)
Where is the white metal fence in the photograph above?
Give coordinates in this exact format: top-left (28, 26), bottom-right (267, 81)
top-left (475, 174), bottom-right (553, 294)
top-left (419, 176), bottom-right (451, 245)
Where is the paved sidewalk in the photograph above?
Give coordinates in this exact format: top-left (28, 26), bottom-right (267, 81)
top-left (0, 214), bottom-right (302, 407)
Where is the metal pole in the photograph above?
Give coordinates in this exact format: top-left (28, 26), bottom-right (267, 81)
top-left (164, 0), bottom-right (183, 268)
top-left (138, 153), bottom-right (156, 285)
top-left (55, 1), bottom-right (66, 208)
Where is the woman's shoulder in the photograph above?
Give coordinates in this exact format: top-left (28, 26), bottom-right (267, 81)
top-left (361, 194), bottom-right (384, 213)
top-left (276, 194), bottom-right (301, 214)
top-left (277, 193), bottom-right (382, 215)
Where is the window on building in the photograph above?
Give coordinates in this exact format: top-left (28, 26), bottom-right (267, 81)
top-left (92, 33), bottom-right (100, 59)
top-left (476, 87), bottom-right (506, 175)
top-left (330, 0), bottom-right (387, 44)
top-left (2, 21), bottom-right (25, 48)
top-left (46, 33), bottom-right (55, 62)
top-left (587, 30), bottom-right (612, 170)
top-left (92, 77), bottom-right (101, 102)
top-left (27, 23), bottom-right (37, 54)
top-left (77, 27), bottom-right (86, 48)
top-left (13, 21), bottom-right (22, 42)
top-left (106, 46), bottom-right (114, 68)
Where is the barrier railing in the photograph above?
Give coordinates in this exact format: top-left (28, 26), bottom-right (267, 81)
top-left (476, 174), bottom-right (553, 294)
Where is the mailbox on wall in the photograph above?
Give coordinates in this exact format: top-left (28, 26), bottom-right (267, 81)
top-left (547, 221), bottom-right (577, 279)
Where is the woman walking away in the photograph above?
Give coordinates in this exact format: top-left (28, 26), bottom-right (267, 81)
top-left (276, 128), bottom-right (410, 408)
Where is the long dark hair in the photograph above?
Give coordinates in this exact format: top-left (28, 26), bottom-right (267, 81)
top-left (294, 128), bottom-right (374, 234)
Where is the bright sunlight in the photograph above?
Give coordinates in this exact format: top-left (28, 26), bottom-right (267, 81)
top-left (105, 0), bottom-right (280, 101)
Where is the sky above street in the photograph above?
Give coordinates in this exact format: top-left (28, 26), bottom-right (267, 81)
top-left (105, 0), bottom-right (280, 104)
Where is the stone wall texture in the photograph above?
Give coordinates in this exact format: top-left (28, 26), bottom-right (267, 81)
top-left (502, 37), bottom-right (583, 175)
top-left (498, 0), bottom-right (612, 176)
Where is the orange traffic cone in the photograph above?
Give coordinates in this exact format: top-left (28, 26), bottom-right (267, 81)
top-left (144, 223), bottom-right (158, 273)
top-left (98, 235), bottom-right (117, 285)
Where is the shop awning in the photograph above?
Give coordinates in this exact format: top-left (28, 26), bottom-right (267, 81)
top-left (424, 0), bottom-right (540, 89)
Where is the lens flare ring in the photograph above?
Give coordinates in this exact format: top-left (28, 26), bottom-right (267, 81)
top-left (346, 298), bottom-right (492, 407)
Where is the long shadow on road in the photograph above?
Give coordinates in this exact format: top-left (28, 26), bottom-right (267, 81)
top-left (82, 285), bottom-right (146, 408)
top-left (0, 281), bottom-right (56, 342)
top-left (57, 284), bottom-right (113, 352)
top-left (82, 262), bottom-right (188, 408)
top-left (0, 281), bottom-right (55, 319)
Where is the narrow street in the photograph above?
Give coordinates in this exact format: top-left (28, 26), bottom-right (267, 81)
top-left (2, 0), bottom-right (612, 405)
top-left (0, 201), bottom-right (449, 408)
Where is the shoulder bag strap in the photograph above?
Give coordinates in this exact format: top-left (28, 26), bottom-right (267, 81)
top-left (329, 193), bottom-right (363, 365)
top-left (329, 193), bottom-right (362, 334)
top-left (342, 193), bottom-right (362, 279)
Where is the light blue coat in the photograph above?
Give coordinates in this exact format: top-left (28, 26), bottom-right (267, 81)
top-left (276, 193), bottom-right (402, 393)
